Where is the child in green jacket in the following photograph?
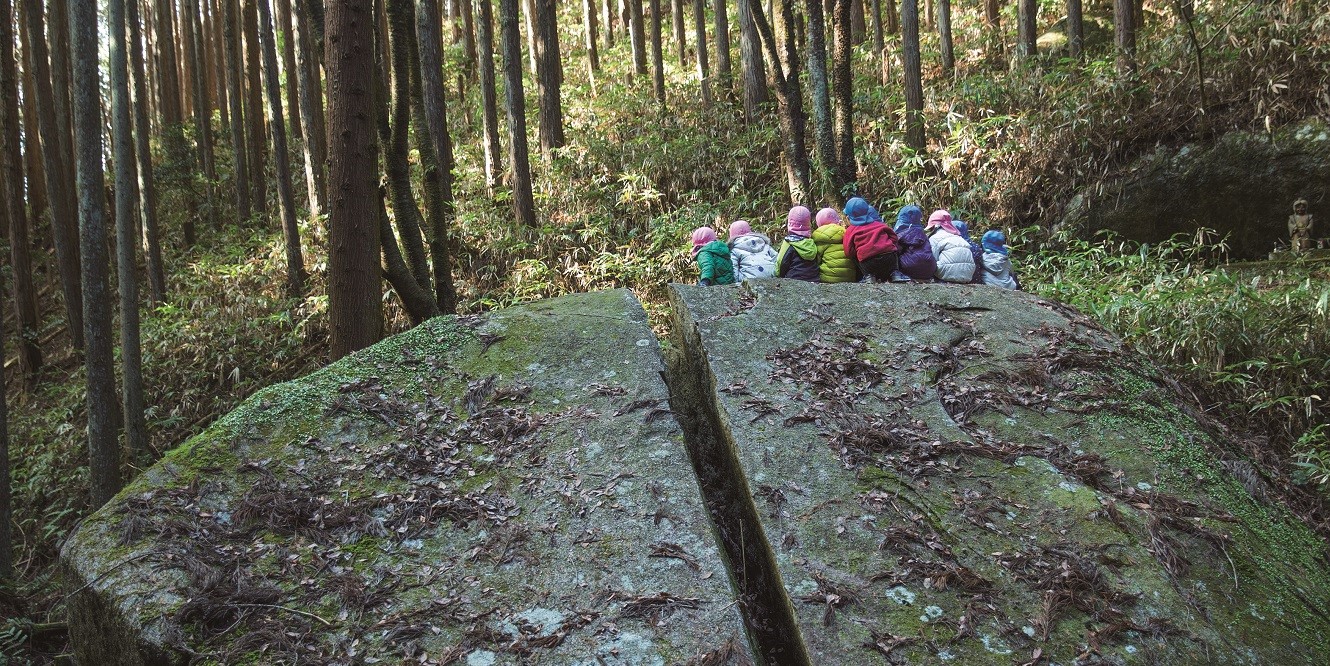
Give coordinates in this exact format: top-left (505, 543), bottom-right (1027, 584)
top-left (812, 207), bottom-right (858, 283)
top-left (691, 227), bottom-right (736, 286)
top-left (776, 206), bottom-right (820, 281)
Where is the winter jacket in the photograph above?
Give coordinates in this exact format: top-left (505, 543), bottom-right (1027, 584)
top-left (894, 225), bottom-right (937, 282)
top-left (980, 250), bottom-right (1019, 290)
top-left (812, 224), bottom-right (857, 283)
top-left (777, 235), bottom-right (820, 282)
top-left (842, 220), bottom-right (899, 263)
top-left (929, 229), bottom-right (976, 283)
top-left (729, 233), bottom-right (779, 281)
top-left (696, 240), bottom-right (736, 285)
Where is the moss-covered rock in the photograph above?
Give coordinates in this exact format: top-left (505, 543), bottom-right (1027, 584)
top-left (62, 290), bottom-right (750, 665)
top-left (670, 279), bottom-right (1330, 665)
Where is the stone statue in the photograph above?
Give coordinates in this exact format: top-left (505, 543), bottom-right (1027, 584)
top-left (1289, 198), bottom-right (1314, 252)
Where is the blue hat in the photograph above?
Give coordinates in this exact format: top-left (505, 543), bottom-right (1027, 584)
top-left (982, 230), bottom-right (1008, 255)
top-left (894, 204), bottom-right (923, 232)
top-left (954, 220), bottom-right (972, 241)
top-left (844, 197), bottom-right (876, 226)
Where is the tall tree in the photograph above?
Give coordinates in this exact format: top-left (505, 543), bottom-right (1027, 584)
top-left (937, 0), bottom-right (953, 73)
top-left (258, 0), bottom-right (307, 297)
top-left (293, 0), bottom-right (327, 215)
top-left (478, 0), bottom-right (502, 196)
top-left (224, 0), bottom-right (252, 222)
top-left (209, 0), bottom-right (230, 127)
top-left (326, 0), bottom-right (382, 358)
top-left (602, 0), bottom-right (613, 47)
top-left (0, 216), bottom-right (9, 582)
top-left (671, 0), bottom-right (685, 64)
top-left (870, 0), bottom-right (883, 51)
top-left (628, 0), bottom-right (646, 77)
top-left (19, 0), bottom-right (83, 350)
top-left (649, 0), bottom-right (665, 105)
top-left (1, 0), bottom-right (40, 382)
top-left (750, 0), bottom-right (810, 201)
top-left (72, 0), bottom-right (122, 507)
top-left (459, 0), bottom-right (476, 76)
top-left (415, 0), bottom-right (458, 313)
top-left (157, 0), bottom-right (197, 245)
top-left (584, 0), bottom-right (600, 80)
top-left (737, 0), bottom-right (767, 121)
top-left (277, 0), bottom-right (304, 140)
top-left (243, 0), bottom-right (268, 214)
top-left (831, 0), bottom-right (855, 192)
top-left (1067, 0), bottom-right (1083, 59)
top-left (1114, 0), bottom-right (1135, 74)
top-left (18, 9), bottom-right (49, 254)
top-left (499, 0), bottom-right (537, 226)
top-left (533, 0), bottom-right (564, 154)
top-left (127, 0), bottom-right (166, 302)
top-left (901, 0), bottom-right (923, 152)
top-left (692, 0), bottom-right (710, 106)
top-left (1016, 0), bottom-right (1036, 59)
top-left (713, 0), bottom-right (731, 91)
top-left (108, 0), bottom-right (147, 458)
top-left (805, 0), bottom-right (834, 181)
top-left (185, 0), bottom-right (220, 229)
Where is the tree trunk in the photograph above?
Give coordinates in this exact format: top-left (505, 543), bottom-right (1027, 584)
top-left (377, 187), bottom-right (439, 323)
top-left (2, 0), bottom-right (40, 384)
top-left (293, 0), bottom-right (327, 215)
top-left (72, 0), bottom-right (122, 507)
top-left (737, 0), bottom-right (767, 121)
top-left (460, 0), bottom-right (476, 76)
top-left (20, 0), bottom-right (83, 350)
top-left (805, 0), bottom-right (834, 183)
top-left (224, 0), bottom-right (252, 222)
top-left (692, 0), bottom-right (710, 107)
top-left (603, 0), bottom-right (613, 47)
top-left (499, 0), bottom-right (536, 226)
top-left (244, 0), bottom-right (268, 214)
top-left (649, 0), bottom-right (665, 105)
top-left (870, 0), bottom-right (882, 51)
top-left (984, 0), bottom-right (997, 28)
top-left (258, 0), bottom-right (308, 297)
top-left (109, 0), bottom-right (147, 458)
top-left (750, 0), bottom-right (810, 202)
top-left (1016, 0), bottom-right (1036, 60)
top-left (0, 203), bottom-right (9, 581)
top-left (478, 0), bottom-right (502, 196)
top-left (277, 0), bottom-right (304, 142)
top-left (671, 0), bottom-right (686, 64)
top-left (326, 0), bottom-right (384, 358)
top-left (901, 0), bottom-right (923, 152)
top-left (584, 0), bottom-right (600, 80)
top-left (159, 0), bottom-right (197, 245)
top-left (1114, 0), bottom-right (1135, 75)
top-left (713, 0), bottom-right (731, 91)
top-left (185, 0), bottom-right (220, 229)
top-left (850, 0), bottom-right (864, 42)
top-left (831, 0), bottom-right (854, 192)
top-left (1067, 0), bottom-right (1082, 59)
top-left (533, 0), bottom-right (564, 153)
top-left (128, 0), bottom-right (166, 302)
top-left (629, 0), bottom-right (646, 77)
top-left (414, 0), bottom-right (458, 313)
top-left (19, 11), bottom-right (49, 252)
top-left (209, 0), bottom-right (230, 128)
top-left (936, 0), bottom-right (952, 73)
top-left (523, 0), bottom-right (536, 73)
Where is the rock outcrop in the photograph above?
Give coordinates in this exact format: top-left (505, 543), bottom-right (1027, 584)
top-left (66, 284), bottom-right (1330, 665)
top-left (1061, 121), bottom-right (1330, 258)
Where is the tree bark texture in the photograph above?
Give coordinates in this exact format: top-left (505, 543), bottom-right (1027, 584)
top-left (1016, 0), bottom-right (1036, 59)
top-left (649, 0), bottom-right (665, 105)
top-left (499, 0), bottom-right (537, 226)
top-left (692, 0), bottom-right (710, 107)
top-left (584, 0), bottom-right (600, 78)
top-left (901, 0), bottom-right (923, 152)
top-left (225, 0), bottom-right (253, 222)
top-left (326, 0), bottom-right (384, 358)
top-left (750, 0), bottom-right (810, 202)
top-left (258, 0), bottom-right (308, 297)
top-left (805, 0), bottom-right (834, 182)
top-left (629, 0), bottom-right (646, 76)
top-left (127, 0), bottom-right (166, 302)
top-left (278, 0), bottom-right (304, 140)
top-left (244, 0), bottom-right (269, 214)
top-left (533, 0), bottom-right (564, 153)
top-left (737, 0), bottom-right (767, 121)
top-left (713, 0), bottom-right (731, 90)
top-left (414, 0), bottom-right (458, 313)
top-left (937, 0), bottom-right (952, 73)
top-left (72, 0), bottom-right (122, 507)
top-left (294, 0), bottom-right (328, 215)
top-left (1067, 0), bottom-right (1083, 58)
top-left (185, 0), bottom-right (219, 229)
top-left (1114, 0), bottom-right (1136, 74)
top-left (671, 0), bottom-right (686, 64)
top-left (1, 0), bottom-right (40, 382)
top-left (831, 0), bottom-right (855, 193)
top-left (478, 0), bottom-right (502, 195)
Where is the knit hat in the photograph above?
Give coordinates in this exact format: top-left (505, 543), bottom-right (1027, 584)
top-left (926, 209), bottom-right (960, 236)
top-left (982, 230), bottom-right (1009, 255)
top-left (894, 204), bottom-right (923, 231)
top-left (728, 220), bottom-right (752, 240)
top-left (844, 197), bottom-right (876, 226)
top-left (815, 207), bottom-right (840, 228)
top-left (691, 226), bottom-right (717, 257)
top-left (787, 206), bottom-right (812, 235)
top-left (953, 220), bottom-right (972, 241)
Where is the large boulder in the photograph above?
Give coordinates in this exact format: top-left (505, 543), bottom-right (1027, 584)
top-left (669, 280), bottom-right (1330, 665)
top-left (1060, 120), bottom-right (1330, 258)
top-left (62, 290), bottom-right (750, 665)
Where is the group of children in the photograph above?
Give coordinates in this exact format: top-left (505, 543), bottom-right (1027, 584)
top-left (690, 197), bottom-right (1020, 289)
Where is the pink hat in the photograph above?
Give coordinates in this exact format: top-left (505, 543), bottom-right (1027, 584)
top-left (926, 209), bottom-right (960, 235)
top-left (691, 226), bottom-right (717, 257)
top-left (787, 206), bottom-right (812, 235)
top-left (815, 207), bottom-right (840, 228)
top-left (728, 220), bottom-right (752, 240)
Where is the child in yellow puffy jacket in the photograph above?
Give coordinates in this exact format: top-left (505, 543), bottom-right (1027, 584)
top-left (812, 208), bottom-right (858, 283)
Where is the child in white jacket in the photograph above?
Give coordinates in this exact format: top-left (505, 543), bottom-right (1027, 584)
top-left (728, 220), bottom-right (779, 281)
top-left (925, 210), bottom-right (976, 284)
top-left (980, 230), bottom-right (1020, 290)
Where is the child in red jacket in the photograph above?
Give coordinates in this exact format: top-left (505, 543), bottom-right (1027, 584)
top-left (841, 197), bottom-right (900, 283)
